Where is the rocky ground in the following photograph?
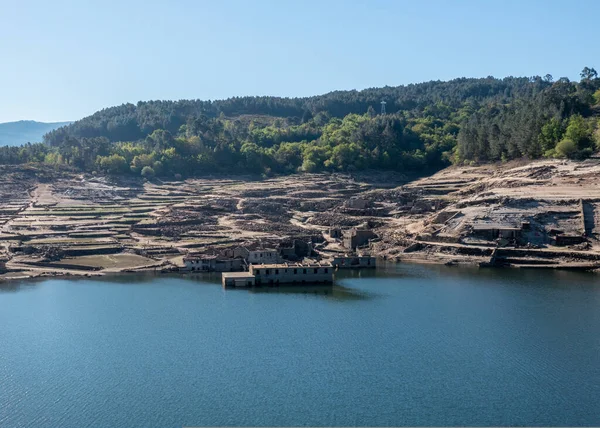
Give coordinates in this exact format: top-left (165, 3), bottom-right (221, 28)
top-left (2, 158), bottom-right (600, 281)
top-left (375, 158), bottom-right (600, 268)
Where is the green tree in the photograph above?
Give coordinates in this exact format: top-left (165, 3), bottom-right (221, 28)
top-left (152, 160), bottom-right (164, 175)
top-left (564, 115), bottom-right (592, 149)
top-left (594, 120), bottom-right (600, 149)
top-left (131, 153), bottom-right (155, 173)
top-left (97, 154), bottom-right (127, 174)
top-left (146, 129), bottom-right (174, 151)
top-left (555, 139), bottom-right (577, 158)
top-left (538, 118), bottom-right (563, 151)
top-left (141, 166), bottom-right (155, 178)
top-left (580, 67), bottom-right (598, 81)
top-left (301, 110), bottom-right (313, 124)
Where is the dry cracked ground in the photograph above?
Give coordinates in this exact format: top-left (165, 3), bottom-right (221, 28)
top-left (2, 158), bottom-right (600, 280)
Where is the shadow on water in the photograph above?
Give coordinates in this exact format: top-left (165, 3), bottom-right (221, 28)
top-left (97, 271), bottom-right (222, 285)
top-left (0, 276), bottom-right (49, 293)
top-left (248, 284), bottom-right (372, 301)
top-left (0, 271), bottom-right (218, 293)
top-left (0, 281), bottom-right (30, 293)
top-left (172, 270), bottom-right (374, 300)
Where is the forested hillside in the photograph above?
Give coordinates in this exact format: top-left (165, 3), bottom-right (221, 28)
top-left (2, 68), bottom-right (599, 178)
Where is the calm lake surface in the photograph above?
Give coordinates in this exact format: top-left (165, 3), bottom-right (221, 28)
top-left (1, 263), bottom-right (599, 427)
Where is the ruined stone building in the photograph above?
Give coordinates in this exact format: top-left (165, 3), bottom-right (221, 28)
top-left (344, 197), bottom-right (369, 210)
top-left (278, 240), bottom-right (314, 261)
top-left (247, 249), bottom-right (280, 264)
top-left (471, 223), bottom-right (522, 240)
top-left (328, 228), bottom-right (342, 239)
top-left (222, 246), bottom-right (250, 260)
top-left (332, 255), bottom-right (376, 269)
top-left (250, 263), bottom-right (333, 286)
top-left (343, 228), bottom-right (377, 250)
top-left (183, 255), bottom-right (244, 272)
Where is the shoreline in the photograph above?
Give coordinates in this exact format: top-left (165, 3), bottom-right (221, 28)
top-left (3, 255), bottom-right (599, 285)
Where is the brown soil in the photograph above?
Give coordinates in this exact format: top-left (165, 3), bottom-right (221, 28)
top-left (2, 159), bottom-right (600, 281)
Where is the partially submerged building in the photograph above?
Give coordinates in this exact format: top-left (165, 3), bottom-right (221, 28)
top-left (332, 255), bottom-right (376, 269)
top-left (221, 263), bottom-right (333, 287)
top-left (221, 272), bottom-right (256, 288)
top-left (251, 263), bottom-right (332, 286)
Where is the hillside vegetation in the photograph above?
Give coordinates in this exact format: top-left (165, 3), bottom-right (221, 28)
top-left (1, 68), bottom-right (599, 177)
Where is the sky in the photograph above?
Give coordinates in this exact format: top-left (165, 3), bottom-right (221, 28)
top-left (0, 0), bottom-right (598, 123)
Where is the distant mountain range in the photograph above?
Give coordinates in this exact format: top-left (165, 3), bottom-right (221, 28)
top-left (0, 120), bottom-right (72, 146)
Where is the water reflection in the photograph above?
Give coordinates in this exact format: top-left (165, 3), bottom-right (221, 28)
top-left (247, 283), bottom-right (372, 301)
top-left (1, 262), bottom-right (598, 294)
top-left (0, 276), bottom-right (46, 293)
top-left (0, 281), bottom-right (26, 293)
top-left (374, 260), bottom-right (600, 289)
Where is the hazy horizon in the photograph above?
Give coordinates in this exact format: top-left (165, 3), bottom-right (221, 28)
top-left (0, 119), bottom-right (73, 125)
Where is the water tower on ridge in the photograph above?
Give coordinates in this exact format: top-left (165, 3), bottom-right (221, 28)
top-left (380, 100), bottom-right (386, 115)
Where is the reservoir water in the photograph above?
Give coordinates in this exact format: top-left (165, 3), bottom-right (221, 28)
top-left (1, 263), bottom-right (599, 427)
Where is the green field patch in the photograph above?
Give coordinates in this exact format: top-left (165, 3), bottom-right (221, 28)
top-left (55, 254), bottom-right (158, 269)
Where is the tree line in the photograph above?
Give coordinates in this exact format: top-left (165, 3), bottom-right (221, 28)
top-left (1, 68), bottom-right (599, 177)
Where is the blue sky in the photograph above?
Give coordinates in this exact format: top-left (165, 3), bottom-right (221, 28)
top-left (0, 0), bottom-right (598, 123)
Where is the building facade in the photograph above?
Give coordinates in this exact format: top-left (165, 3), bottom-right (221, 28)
top-left (247, 249), bottom-right (280, 264)
top-left (221, 272), bottom-right (256, 287)
top-left (183, 256), bottom-right (244, 272)
top-left (332, 256), bottom-right (376, 269)
top-left (249, 263), bottom-right (333, 285)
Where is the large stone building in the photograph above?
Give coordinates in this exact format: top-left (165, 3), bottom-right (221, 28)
top-left (221, 263), bottom-right (333, 287)
top-left (250, 263), bottom-right (332, 285)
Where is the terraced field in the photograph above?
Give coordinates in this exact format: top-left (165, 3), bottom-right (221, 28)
top-left (3, 159), bottom-right (600, 281)
top-left (0, 168), bottom-right (407, 280)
